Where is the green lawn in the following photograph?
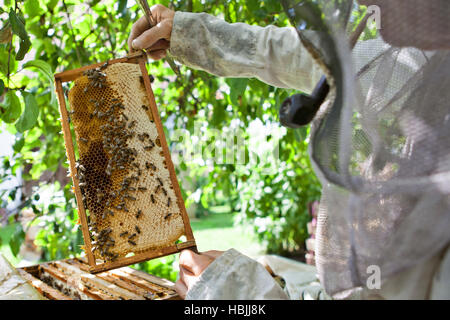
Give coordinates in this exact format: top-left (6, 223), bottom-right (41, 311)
top-left (190, 209), bottom-right (265, 259)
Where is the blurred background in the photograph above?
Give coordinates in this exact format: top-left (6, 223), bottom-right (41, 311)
top-left (0, 0), bottom-right (372, 281)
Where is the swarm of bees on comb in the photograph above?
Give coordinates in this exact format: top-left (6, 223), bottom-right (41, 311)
top-left (67, 62), bottom-right (185, 262)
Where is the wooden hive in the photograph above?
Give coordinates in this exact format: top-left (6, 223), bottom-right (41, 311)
top-left (18, 258), bottom-right (179, 300)
top-left (54, 51), bottom-right (196, 273)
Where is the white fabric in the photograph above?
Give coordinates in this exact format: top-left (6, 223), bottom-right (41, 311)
top-left (185, 249), bottom-right (288, 300)
top-left (170, 12), bottom-right (323, 93)
top-left (257, 255), bottom-right (330, 300)
top-left (0, 254), bottom-right (44, 300)
top-left (169, 11), bottom-right (450, 300)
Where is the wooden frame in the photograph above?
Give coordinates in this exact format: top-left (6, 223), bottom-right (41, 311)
top-left (54, 51), bottom-right (196, 273)
top-left (18, 258), bottom-right (180, 300)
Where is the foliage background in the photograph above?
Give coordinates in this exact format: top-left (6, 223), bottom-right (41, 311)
top-left (0, 0), bottom-right (372, 280)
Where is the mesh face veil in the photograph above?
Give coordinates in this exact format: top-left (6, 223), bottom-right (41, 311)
top-left (282, 0), bottom-right (450, 297)
top-left (358, 0), bottom-right (450, 50)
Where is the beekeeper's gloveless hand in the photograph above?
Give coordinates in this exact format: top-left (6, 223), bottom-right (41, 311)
top-left (127, 4), bottom-right (175, 60)
top-left (174, 249), bottom-right (224, 299)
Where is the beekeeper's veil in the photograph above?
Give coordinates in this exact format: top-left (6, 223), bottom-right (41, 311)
top-left (282, 0), bottom-right (450, 297)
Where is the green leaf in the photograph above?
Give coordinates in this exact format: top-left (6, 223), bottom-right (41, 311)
top-left (9, 9), bottom-right (28, 40)
top-left (13, 135), bottom-right (25, 152)
top-left (0, 224), bottom-right (16, 248)
top-left (15, 37), bottom-right (32, 60)
top-left (15, 92), bottom-right (39, 132)
top-left (47, 0), bottom-right (59, 11)
top-left (0, 90), bottom-right (22, 123)
top-left (24, 0), bottom-right (44, 18)
top-left (226, 78), bottom-right (248, 106)
top-left (9, 225), bottom-right (25, 257)
top-left (118, 0), bottom-right (128, 14)
top-left (212, 102), bottom-right (226, 126)
top-left (0, 79), bottom-right (4, 96)
top-left (23, 59), bottom-right (53, 78)
top-left (23, 59), bottom-right (56, 105)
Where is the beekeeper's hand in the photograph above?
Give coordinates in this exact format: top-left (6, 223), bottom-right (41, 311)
top-left (127, 4), bottom-right (175, 60)
top-left (175, 249), bottom-right (224, 299)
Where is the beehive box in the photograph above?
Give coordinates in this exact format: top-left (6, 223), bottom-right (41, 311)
top-left (54, 51), bottom-right (196, 273)
top-left (18, 258), bottom-right (179, 300)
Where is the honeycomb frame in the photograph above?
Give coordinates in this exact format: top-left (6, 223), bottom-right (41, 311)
top-left (54, 51), bottom-right (196, 273)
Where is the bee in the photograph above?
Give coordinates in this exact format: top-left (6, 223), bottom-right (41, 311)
top-left (150, 194), bottom-right (155, 203)
top-left (162, 187), bottom-right (167, 196)
top-left (128, 120), bottom-right (137, 129)
top-left (100, 61), bottom-right (109, 70)
top-left (119, 231), bottom-right (129, 237)
top-left (136, 209), bottom-right (142, 219)
top-left (122, 113), bottom-right (129, 121)
top-left (141, 105), bottom-right (149, 111)
top-left (155, 185), bottom-right (160, 194)
top-left (128, 233), bottom-right (137, 240)
top-left (135, 226), bottom-right (141, 234)
top-left (79, 182), bottom-right (86, 187)
top-left (79, 165), bottom-right (86, 172)
top-left (167, 197), bottom-right (171, 207)
top-left (128, 240), bottom-right (136, 246)
top-left (157, 177), bottom-right (163, 186)
top-left (164, 213), bottom-right (172, 220)
top-left (138, 187), bottom-right (147, 191)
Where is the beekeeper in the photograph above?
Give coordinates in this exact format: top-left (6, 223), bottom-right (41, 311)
top-left (128, 0), bottom-right (450, 300)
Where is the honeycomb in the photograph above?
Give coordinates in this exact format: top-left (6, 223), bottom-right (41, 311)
top-left (67, 62), bottom-right (185, 262)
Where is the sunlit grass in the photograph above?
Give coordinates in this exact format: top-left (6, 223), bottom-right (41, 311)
top-left (190, 208), bottom-right (265, 259)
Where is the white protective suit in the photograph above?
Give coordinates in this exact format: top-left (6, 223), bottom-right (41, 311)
top-left (169, 11), bottom-right (450, 300)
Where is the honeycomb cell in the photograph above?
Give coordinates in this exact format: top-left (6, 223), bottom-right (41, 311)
top-left (68, 63), bottom-right (185, 262)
